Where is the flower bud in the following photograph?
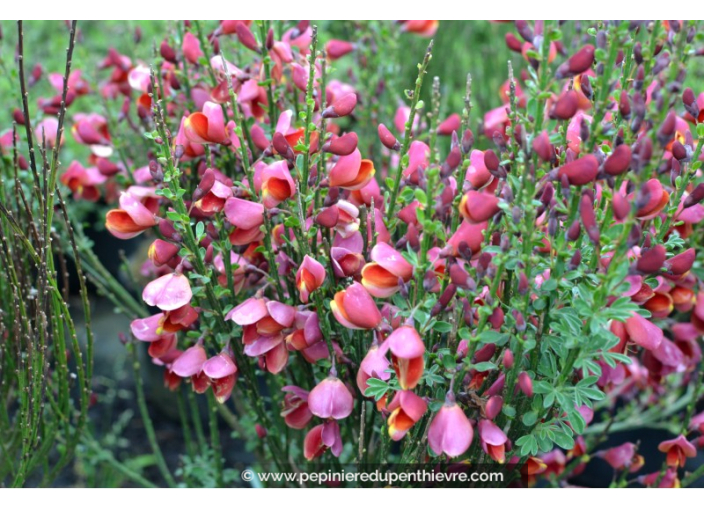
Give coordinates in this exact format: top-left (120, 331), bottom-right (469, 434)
top-left (518, 372), bottom-right (533, 397)
top-left (322, 132), bottom-right (358, 156)
top-left (603, 144), bottom-right (632, 175)
top-left (636, 245), bottom-right (666, 274)
top-left (557, 154), bottom-right (599, 185)
top-left (555, 45), bottom-right (595, 79)
top-left (683, 88), bottom-right (699, 119)
top-left (323, 93), bottom-right (357, 118)
top-left (378, 123), bottom-right (400, 150)
top-left (550, 90), bottom-right (579, 120)
top-left (236, 22), bottom-right (260, 52)
top-left (532, 131), bottom-right (554, 162)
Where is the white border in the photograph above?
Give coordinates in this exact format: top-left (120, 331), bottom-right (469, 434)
top-left (0, 5), bottom-right (700, 20)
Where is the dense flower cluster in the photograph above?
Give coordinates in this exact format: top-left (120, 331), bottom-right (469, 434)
top-left (14, 20), bottom-right (704, 487)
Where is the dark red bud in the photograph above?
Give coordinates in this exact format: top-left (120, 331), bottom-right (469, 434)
top-left (612, 192), bottom-right (630, 221)
top-left (684, 183), bottom-right (704, 208)
top-left (322, 132), bottom-right (358, 156)
top-left (485, 396), bottom-right (503, 420)
top-left (12, 108), bottom-right (26, 125)
top-left (550, 90), bottom-right (579, 120)
top-left (555, 44), bottom-right (595, 79)
top-left (579, 192), bottom-right (600, 245)
top-left (518, 372), bottom-right (533, 397)
top-left (683, 88), bottom-right (699, 118)
top-left (672, 140), bottom-right (687, 161)
top-left (378, 123), bottom-right (400, 151)
top-left (568, 249), bottom-right (582, 270)
top-left (323, 93), bottom-right (357, 118)
top-left (236, 23), bottom-right (260, 53)
top-left (566, 219), bottom-right (581, 241)
top-left (636, 245), bottom-right (666, 274)
top-left (533, 131), bottom-right (554, 163)
top-left (503, 349), bottom-right (514, 369)
top-left (505, 33), bottom-right (523, 52)
top-left (664, 248), bottom-right (695, 277)
top-left (557, 155), bottom-right (599, 185)
top-left (619, 92), bottom-right (631, 119)
top-left (272, 132), bottom-right (294, 160)
top-left (160, 39), bottom-right (177, 63)
top-left (483, 149), bottom-right (500, 172)
top-left (579, 74), bottom-right (593, 100)
top-left (657, 111), bottom-right (677, 146)
top-left (314, 206), bottom-right (339, 228)
top-left (461, 129), bottom-right (474, 154)
top-left (603, 144), bottom-right (632, 175)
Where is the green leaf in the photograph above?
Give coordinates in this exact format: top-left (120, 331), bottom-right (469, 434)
top-left (472, 361), bottom-right (497, 372)
top-left (433, 321), bottom-right (453, 333)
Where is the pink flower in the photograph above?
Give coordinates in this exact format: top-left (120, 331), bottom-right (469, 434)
top-left (428, 395), bottom-right (473, 457)
top-left (402, 141), bottom-right (430, 180)
top-left (361, 242), bottom-right (413, 298)
top-left (184, 101), bottom-right (230, 145)
top-left (296, 255), bottom-right (326, 304)
top-left (330, 282), bottom-right (382, 330)
top-left (387, 326), bottom-right (425, 390)
top-left (258, 160), bottom-right (296, 209)
top-left (331, 232), bottom-right (365, 278)
top-left (226, 298), bottom-right (295, 373)
top-left (130, 313), bottom-right (174, 342)
top-left (478, 419), bottom-right (508, 464)
top-left (285, 310), bottom-right (329, 363)
top-left (105, 191), bottom-right (158, 239)
top-left (281, 386), bottom-right (313, 430)
top-left (203, 351), bottom-right (238, 403)
top-left (658, 434), bottom-right (697, 468)
top-left (308, 375), bottom-right (354, 420)
top-left (329, 149), bottom-right (376, 190)
top-left (596, 442), bottom-right (644, 472)
top-left (465, 150), bottom-right (494, 189)
top-left (182, 32), bottom-right (203, 64)
top-left (623, 312), bottom-right (664, 351)
top-left (71, 113), bottom-right (112, 157)
top-left (459, 191), bottom-right (500, 224)
top-left (224, 196), bottom-right (265, 245)
top-left (142, 273), bottom-right (193, 311)
top-left (172, 344), bottom-right (207, 378)
top-left (356, 343), bottom-right (391, 393)
top-left (387, 390), bottom-right (427, 441)
top-left (60, 161), bottom-right (107, 202)
top-left (304, 421), bottom-right (343, 460)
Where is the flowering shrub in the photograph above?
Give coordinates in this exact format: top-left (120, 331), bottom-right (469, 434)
top-left (3, 19), bottom-right (704, 488)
